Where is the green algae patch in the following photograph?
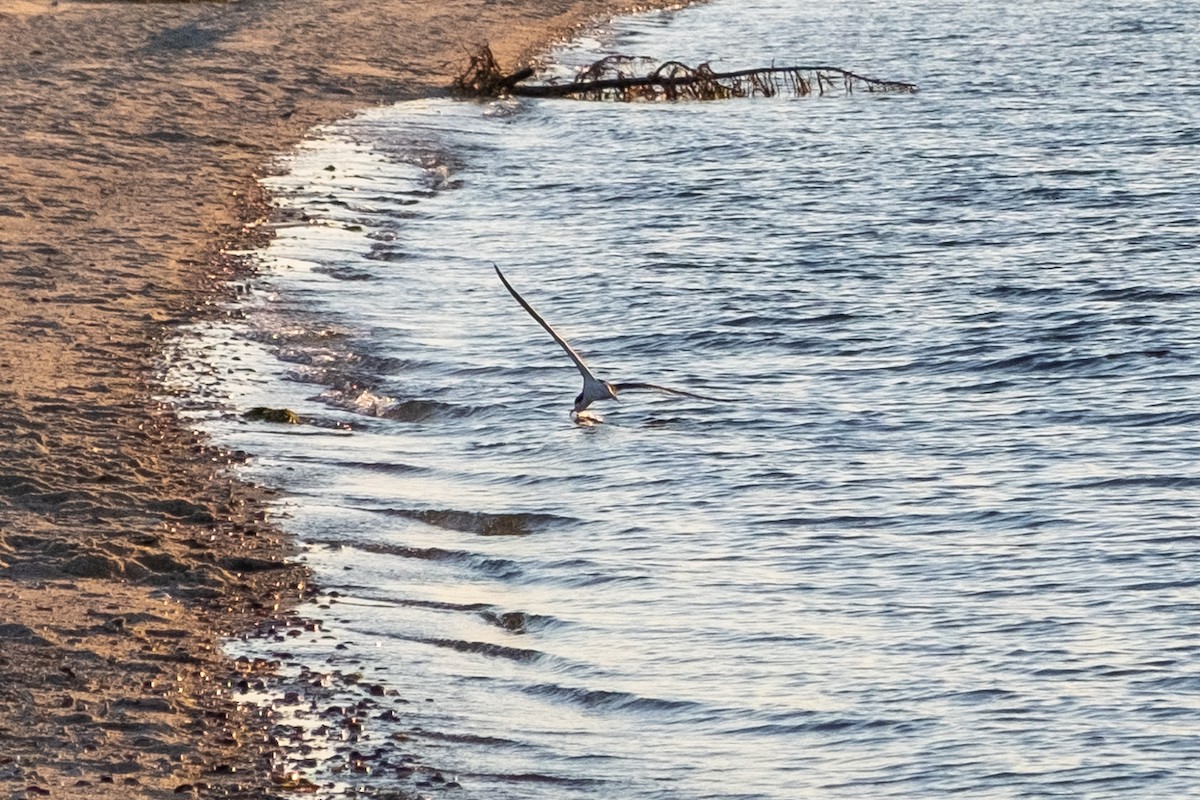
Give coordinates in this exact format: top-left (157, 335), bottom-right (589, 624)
top-left (244, 407), bottom-right (301, 424)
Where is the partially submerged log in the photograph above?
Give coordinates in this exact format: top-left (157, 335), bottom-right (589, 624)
top-left (453, 45), bottom-right (916, 101)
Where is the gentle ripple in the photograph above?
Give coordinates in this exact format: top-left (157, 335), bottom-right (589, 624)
top-left (167, 0), bottom-right (1200, 797)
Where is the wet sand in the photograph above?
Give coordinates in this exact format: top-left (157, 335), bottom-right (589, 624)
top-left (0, 0), bottom-right (679, 795)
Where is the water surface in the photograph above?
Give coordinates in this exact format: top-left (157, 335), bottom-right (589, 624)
top-left (169, 1), bottom-right (1200, 797)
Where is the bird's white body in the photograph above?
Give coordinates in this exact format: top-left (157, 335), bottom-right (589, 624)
top-left (578, 376), bottom-right (619, 412)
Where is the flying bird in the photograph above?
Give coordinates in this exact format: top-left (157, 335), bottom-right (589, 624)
top-left (494, 264), bottom-right (728, 414)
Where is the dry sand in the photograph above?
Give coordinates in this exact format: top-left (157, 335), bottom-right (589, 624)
top-left (0, 0), bottom-right (681, 795)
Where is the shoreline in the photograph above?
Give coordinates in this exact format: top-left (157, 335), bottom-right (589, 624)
top-left (0, 0), bottom-right (682, 795)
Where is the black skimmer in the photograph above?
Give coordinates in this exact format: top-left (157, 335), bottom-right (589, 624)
top-left (494, 264), bottom-right (729, 415)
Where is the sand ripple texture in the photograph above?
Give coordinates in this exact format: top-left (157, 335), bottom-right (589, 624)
top-left (173, 1), bottom-right (1199, 797)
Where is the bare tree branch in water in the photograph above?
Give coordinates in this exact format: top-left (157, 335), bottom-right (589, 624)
top-left (453, 45), bottom-right (916, 101)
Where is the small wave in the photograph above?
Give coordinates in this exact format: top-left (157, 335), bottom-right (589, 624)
top-left (944, 687), bottom-right (1020, 704)
top-left (981, 284), bottom-right (1063, 300)
top-left (1086, 286), bottom-right (1199, 303)
top-left (718, 310), bottom-right (860, 329)
top-left (1133, 674), bottom-right (1200, 693)
top-left (375, 398), bottom-right (463, 421)
top-left (411, 729), bottom-right (525, 747)
top-left (559, 571), bottom-right (652, 588)
top-left (394, 598), bottom-right (492, 612)
top-left (274, 344), bottom-right (356, 368)
top-left (466, 771), bottom-right (610, 788)
top-left (337, 541), bottom-right (460, 562)
top-left (718, 313), bottom-right (783, 329)
top-left (1120, 577), bottom-right (1200, 592)
top-left (364, 245), bottom-right (412, 262)
top-left (1069, 475), bottom-right (1200, 490)
top-left (755, 513), bottom-right (892, 529)
top-left (943, 378), bottom-right (1014, 394)
top-left (1108, 18), bottom-right (1185, 34)
top-left (973, 349), bottom-right (1144, 376)
top-left (726, 716), bottom-right (920, 736)
top-left (310, 537), bottom-right (524, 578)
top-left (313, 265), bottom-right (375, 281)
top-left (287, 455), bottom-right (429, 475)
top-left (376, 507), bottom-right (573, 536)
top-left (268, 337), bottom-right (409, 399)
top-left (523, 683), bottom-right (703, 715)
top-left (317, 387), bottom-right (464, 421)
top-left (407, 636), bottom-right (545, 663)
top-left (959, 508), bottom-right (1067, 530)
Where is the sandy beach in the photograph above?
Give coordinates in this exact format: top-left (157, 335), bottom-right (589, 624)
top-left (0, 0), bottom-right (678, 795)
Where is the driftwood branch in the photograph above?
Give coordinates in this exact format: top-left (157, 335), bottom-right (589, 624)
top-left (452, 45), bottom-right (536, 96)
top-left (453, 45), bottom-right (916, 102)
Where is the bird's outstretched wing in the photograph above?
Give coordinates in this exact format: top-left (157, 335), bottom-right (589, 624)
top-left (494, 264), bottom-right (599, 383)
top-left (610, 382), bottom-right (733, 403)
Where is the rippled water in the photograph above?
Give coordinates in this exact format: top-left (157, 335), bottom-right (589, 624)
top-left (170, 0), bottom-right (1200, 796)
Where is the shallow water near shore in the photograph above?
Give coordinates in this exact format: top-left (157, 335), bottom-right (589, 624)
top-left (168, 0), bottom-right (1200, 796)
